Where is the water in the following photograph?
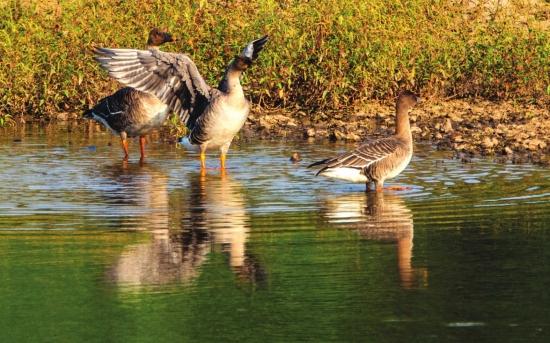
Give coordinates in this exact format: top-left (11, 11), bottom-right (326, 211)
top-left (1, 124), bottom-right (550, 342)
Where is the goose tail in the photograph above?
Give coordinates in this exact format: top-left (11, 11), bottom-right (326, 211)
top-left (307, 158), bottom-right (330, 169)
top-left (82, 108), bottom-right (94, 119)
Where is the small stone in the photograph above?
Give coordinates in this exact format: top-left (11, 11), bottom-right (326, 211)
top-left (482, 136), bottom-right (497, 149)
top-left (345, 132), bottom-right (361, 141)
top-left (443, 118), bottom-right (454, 133)
top-left (305, 128), bottom-right (316, 137)
top-left (453, 143), bottom-right (466, 151)
top-left (258, 117), bottom-right (272, 130)
top-left (531, 139), bottom-right (547, 150)
top-left (504, 146), bottom-right (513, 155)
top-left (333, 130), bottom-right (347, 140)
top-left (290, 152), bottom-right (301, 162)
top-left (286, 119), bottom-right (298, 127)
top-left (481, 137), bottom-right (493, 149)
top-left (452, 134), bottom-right (463, 143)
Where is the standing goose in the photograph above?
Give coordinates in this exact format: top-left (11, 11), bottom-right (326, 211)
top-left (84, 28), bottom-right (175, 161)
top-left (94, 35), bottom-right (269, 170)
top-left (308, 91), bottom-right (420, 192)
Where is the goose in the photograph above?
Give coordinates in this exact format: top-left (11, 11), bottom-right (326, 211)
top-left (308, 90), bottom-right (420, 192)
top-left (84, 28), bottom-right (175, 161)
top-left (93, 35), bottom-right (269, 170)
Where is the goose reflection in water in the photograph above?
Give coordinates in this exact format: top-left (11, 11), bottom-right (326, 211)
top-left (97, 161), bottom-right (170, 231)
top-left (107, 169), bottom-right (264, 287)
top-left (322, 192), bottom-right (427, 289)
top-left (177, 172), bottom-right (264, 283)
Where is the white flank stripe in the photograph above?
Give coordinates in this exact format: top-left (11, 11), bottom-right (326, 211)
top-left (320, 167), bottom-right (368, 183)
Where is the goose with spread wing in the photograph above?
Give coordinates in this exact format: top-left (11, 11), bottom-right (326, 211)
top-left (308, 91), bottom-right (420, 192)
top-left (94, 35), bottom-right (268, 169)
top-left (84, 28), bottom-right (174, 161)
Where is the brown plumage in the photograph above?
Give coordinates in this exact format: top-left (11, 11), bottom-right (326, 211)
top-left (93, 35), bottom-right (269, 170)
top-left (84, 28), bottom-right (174, 161)
top-left (308, 90), bottom-right (421, 192)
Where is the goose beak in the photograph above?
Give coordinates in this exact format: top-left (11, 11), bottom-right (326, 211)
top-left (165, 33), bottom-right (175, 43)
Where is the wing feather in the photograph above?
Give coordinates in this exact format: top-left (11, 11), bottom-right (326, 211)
top-left (309, 138), bottom-right (402, 175)
top-left (94, 47), bottom-right (211, 126)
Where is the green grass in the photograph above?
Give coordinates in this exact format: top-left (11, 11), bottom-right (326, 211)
top-left (0, 0), bottom-right (548, 120)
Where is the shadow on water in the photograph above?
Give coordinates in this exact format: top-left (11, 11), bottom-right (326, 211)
top-left (321, 192), bottom-right (428, 289)
top-left (105, 166), bottom-right (265, 289)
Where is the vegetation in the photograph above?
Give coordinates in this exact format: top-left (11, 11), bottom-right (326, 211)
top-left (0, 0), bottom-right (548, 120)
top-left (0, 113), bottom-right (12, 127)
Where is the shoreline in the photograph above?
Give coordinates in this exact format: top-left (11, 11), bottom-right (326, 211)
top-left (244, 98), bottom-right (550, 165)
top-left (3, 99), bottom-right (549, 165)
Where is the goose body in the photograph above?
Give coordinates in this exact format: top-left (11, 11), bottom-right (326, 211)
top-left (84, 28), bottom-right (174, 161)
top-left (94, 35), bottom-right (269, 169)
top-left (309, 91), bottom-right (420, 191)
top-left (188, 90), bottom-right (250, 150)
top-left (85, 87), bottom-right (169, 137)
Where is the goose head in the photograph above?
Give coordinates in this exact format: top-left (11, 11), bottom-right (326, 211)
top-left (233, 35), bottom-right (269, 71)
top-left (146, 27), bottom-right (175, 47)
top-left (396, 90), bottom-right (421, 113)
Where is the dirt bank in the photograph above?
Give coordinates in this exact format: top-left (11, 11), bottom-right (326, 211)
top-left (244, 99), bottom-right (550, 165)
top-left (7, 99), bottom-right (548, 165)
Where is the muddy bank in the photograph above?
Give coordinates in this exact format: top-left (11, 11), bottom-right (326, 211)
top-left (244, 99), bottom-right (550, 165)
top-left (5, 99), bottom-right (548, 165)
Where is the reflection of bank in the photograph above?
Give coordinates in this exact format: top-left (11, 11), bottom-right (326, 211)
top-left (322, 192), bottom-right (427, 289)
top-left (107, 170), bottom-right (264, 287)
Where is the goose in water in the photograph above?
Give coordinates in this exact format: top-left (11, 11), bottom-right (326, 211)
top-left (308, 91), bottom-right (420, 192)
top-left (84, 28), bottom-right (174, 161)
top-left (94, 34), bottom-right (268, 169)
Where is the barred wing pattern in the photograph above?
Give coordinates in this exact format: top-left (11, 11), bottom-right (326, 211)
top-left (312, 138), bottom-right (401, 175)
top-left (94, 48), bottom-right (212, 126)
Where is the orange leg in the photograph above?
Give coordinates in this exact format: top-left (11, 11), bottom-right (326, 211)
top-left (139, 136), bottom-right (146, 161)
top-left (200, 152), bottom-right (206, 170)
top-left (120, 137), bottom-right (129, 161)
top-left (220, 153), bottom-right (227, 170)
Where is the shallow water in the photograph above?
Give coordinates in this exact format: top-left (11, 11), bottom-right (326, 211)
top-left (1, 124), bottom-right (550, 342)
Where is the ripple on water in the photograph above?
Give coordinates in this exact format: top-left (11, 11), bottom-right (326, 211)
top-left (1, 126), bottom-right (550, 341)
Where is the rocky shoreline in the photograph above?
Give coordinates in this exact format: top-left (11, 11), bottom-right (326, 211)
top-left (7, 99), bottom-right (549, 165)
top-left (244, 99), bottom-right (550, 165)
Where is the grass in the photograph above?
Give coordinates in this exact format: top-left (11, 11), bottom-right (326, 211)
top-left (0, 113), bottom-right (12, 127)
top-left (0, 0), bottom-right (548, 122)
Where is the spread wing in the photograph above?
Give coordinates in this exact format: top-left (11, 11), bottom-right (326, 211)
top-left (309, 138), bottom-right (401, 174)
top-left (94, 47), bottom-right (212, 126)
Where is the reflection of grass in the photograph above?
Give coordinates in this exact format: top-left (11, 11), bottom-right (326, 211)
top-left (0, 0), bottom-right (548, 120)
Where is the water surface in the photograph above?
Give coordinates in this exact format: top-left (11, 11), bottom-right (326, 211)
top-left (1, 124), bottom-right (549, 342)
